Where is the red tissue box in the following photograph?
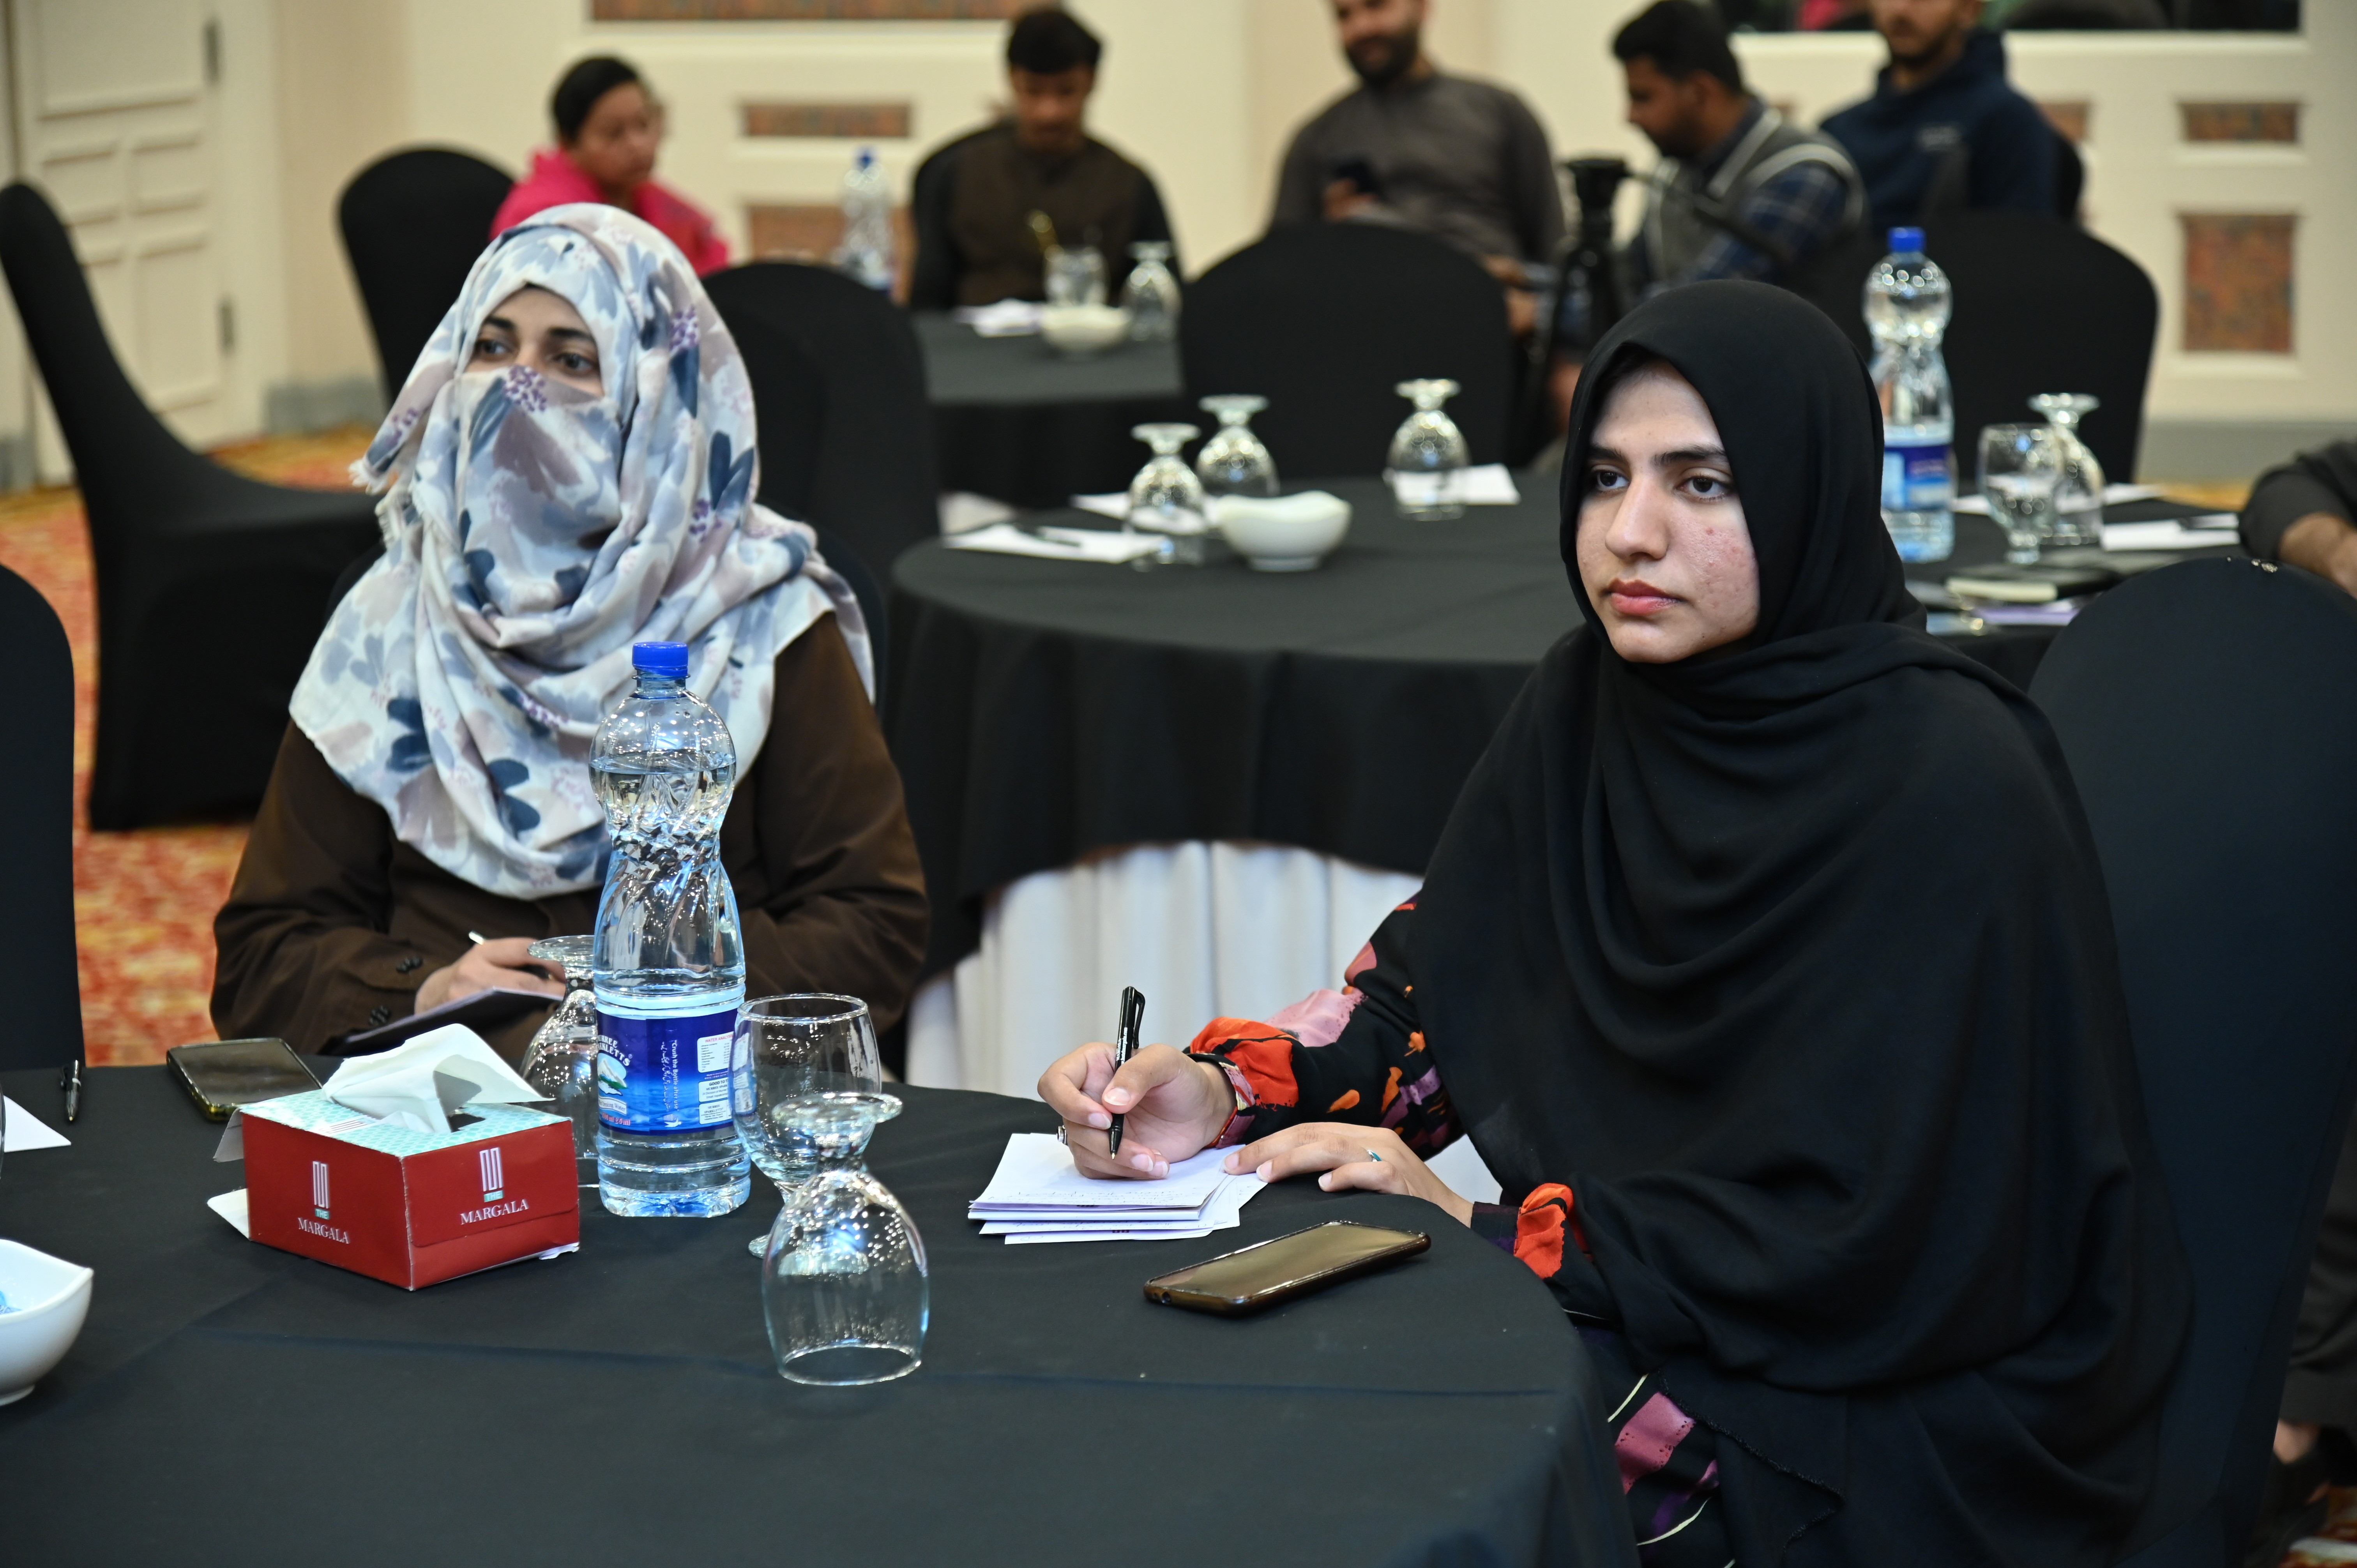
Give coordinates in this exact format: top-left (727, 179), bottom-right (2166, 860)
top-left (240, 1090), bottom-right (580, 1290)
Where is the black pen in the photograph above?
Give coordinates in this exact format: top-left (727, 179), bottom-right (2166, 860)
top-left (61, 1056), bottom-right (81, 1124)
top-left (1105, 986), bottom-right (1145, 1157)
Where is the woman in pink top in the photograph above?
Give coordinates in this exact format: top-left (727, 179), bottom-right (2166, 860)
top-left (492, 57), bottom-right (730, 277)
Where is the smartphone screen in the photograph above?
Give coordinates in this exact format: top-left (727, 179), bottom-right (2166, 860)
top-left (168, 1038), bottom-right (320, 1119)
top-left (1145, 1221), bottom-right (1429, 1313)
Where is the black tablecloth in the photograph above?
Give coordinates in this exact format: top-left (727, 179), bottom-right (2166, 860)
top-left (889, 474), bottom-right (2230, 976)
top-left (917, 313), bottom-right (1191, 508)
top-left (0, 1067), bottom-right (1632, 1568)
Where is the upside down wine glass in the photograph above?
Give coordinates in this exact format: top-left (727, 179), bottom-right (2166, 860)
top-left (1125, 422), bottom-right (1209, 567)
top-left (760, 1090), bottom-right (928, 1386)
top-left (730, 994), bottom-right (883, 1256)
top-left (1121, 241), bottom-right (1180, 342)
top-left (1194, 395), bottom-right (1279, 499)
top-left (1386, 379), bottom-right (1470, 521)
top-left (2028, 393), bottom-right (2104, 548)
top-left (518, 935), bottom-right (600, 1187)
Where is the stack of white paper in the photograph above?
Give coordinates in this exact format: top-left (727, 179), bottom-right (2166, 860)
top-left (969, 1133), bottom-right (1265, 1244)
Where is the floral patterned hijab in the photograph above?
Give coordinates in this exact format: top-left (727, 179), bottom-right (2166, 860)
top-left (292, 203), bottom-right (865, 899)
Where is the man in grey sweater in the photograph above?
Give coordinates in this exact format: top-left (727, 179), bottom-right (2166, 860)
top-left (1270, 0), bottom-right (1563, 334)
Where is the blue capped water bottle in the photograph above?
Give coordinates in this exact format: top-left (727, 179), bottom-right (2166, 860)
top-left (1864, 226), bottom-right (1954, 563)
top-left (592, 640), bottom-right (751, 1218)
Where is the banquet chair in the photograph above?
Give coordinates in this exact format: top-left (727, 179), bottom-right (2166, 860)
top-left (702, 262), bottom-right (940, 577)
top-left (0, 181), bottom-right (383, 830)
top-left (1791, 210), bottom-right (2155, 482)
top-left (338, 148), bottom-right (514, 396)
top-left (1180, 224), bottom-right (1518, 480)
top-left (2029, 558), bottom-right (2357, 1566)
top-left (0, 563), bottom-right (83, 1072)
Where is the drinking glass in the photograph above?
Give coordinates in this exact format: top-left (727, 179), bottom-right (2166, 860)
top-left (730, 994), bottom-right (882, 1256)
top-left (1387, 379), bottom-right (1470, 521)
top-left (1120, 241), bottom-right (1180, 342)
top-left (1125, 422), bottom-right (1209, 566)
top-left (1194, 395), bottom-right (1279, 498)
top-left (761, 1090), bottom-right (927, 1386)
top-left (2029, 393), bottom-right (2104, 547)
top-left (1979, 424), bottom-right (2064, 566)
top-left (1044, 245), bottom-right (1107, 307)
top-left (519, 936), bottom-right (600, 1188)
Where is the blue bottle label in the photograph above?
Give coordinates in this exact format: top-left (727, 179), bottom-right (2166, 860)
top-left (595, 986), bottom-right (745, 1134)
top-left (1882, 437), bottom-right (1954, 512)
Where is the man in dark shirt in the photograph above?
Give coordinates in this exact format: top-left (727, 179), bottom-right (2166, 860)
top-left (1820, 0), bottom-right (2057, 229)
top-left (1271, 0), bottom-right (1563, 334)
top-left (1613, 1), bottom-right (1863, 293)
top-left (908, 9), bottom-right (1174, 311)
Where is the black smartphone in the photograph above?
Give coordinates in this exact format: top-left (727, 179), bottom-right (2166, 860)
top-left (1328, 154), bottom-right (1385, 201)
top-left (166, 1038), bottom-right (321, 1121)
top-left (1144, 1220), bottom-right (1430, 1316)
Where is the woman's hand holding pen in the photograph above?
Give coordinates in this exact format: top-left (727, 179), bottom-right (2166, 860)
top-left (415, 937), bottom-right (565, 1012)
top-left (1225, 1124), bottom-right (1474, 1228)
top-left (1038, 1042), bottom-right (1231, 1181)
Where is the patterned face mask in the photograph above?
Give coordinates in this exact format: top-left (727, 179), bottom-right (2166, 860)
top-left (292, 203), bottom-right (866, 900)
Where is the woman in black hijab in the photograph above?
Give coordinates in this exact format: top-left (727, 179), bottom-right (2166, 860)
top-left (1039, 281), bottom-right (2188, 1564)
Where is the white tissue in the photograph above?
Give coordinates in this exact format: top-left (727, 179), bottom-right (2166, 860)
top-left (322, 1023), bottom-right (549, 1135)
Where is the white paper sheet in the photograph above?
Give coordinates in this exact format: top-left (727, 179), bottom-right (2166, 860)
top-left (943, 522), bottom-right (1164, 565)
top-left (2, 1096), bottom-right (69, 1151)
top-left (208, 1188), bottom-right (251, 1238)
top-left (1955, 482), bottom-right (2169, 516)
top-left (2101, 517), bottom-right (2239, 551)
top-left (972, 1133), bottom-right (1234, 1212)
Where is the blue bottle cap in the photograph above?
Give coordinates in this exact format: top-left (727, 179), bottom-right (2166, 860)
top-left (1888, 226), bottom-right (1926, 254)
top-left (633, 641), bottom-right (689, 680)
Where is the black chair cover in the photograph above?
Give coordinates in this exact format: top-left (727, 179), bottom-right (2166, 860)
top-left (703, 263), bottom-right (940, 575)
top-left (337, 148), bottom-right (514, 397)
top-left (0, 563), bottom-right (83, 1072)
top-left (1791, 210), bottom-right (2155, 482)
top-left (2030, 558), bottom-right (2357, 1564)
top-left (1180, 225), bottom-right (1517, 479)
top-left (0, 182), bottom-right (383, 830)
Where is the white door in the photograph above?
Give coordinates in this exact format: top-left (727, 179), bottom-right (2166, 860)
top-left (10, 0), bottom-right (225, 479)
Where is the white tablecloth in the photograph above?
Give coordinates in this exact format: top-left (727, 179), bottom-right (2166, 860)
top-left (905, 840), bottom-right (1501, 1203)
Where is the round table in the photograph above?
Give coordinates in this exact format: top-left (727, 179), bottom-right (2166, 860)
top-left (917, 313), bottom-right (1192, 508)
top-left (0, 1067), bottom-right (1634, 1568)
top-left (887, 473), bottom-right (2096, 980)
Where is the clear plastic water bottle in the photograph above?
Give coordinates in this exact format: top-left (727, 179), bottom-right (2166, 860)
top-left (1864, 227), bottom-right (1954, 563)
top-left (832, 148), bottom-right (896, 294)
top-left (592, 641), bottom-right (751, 1218)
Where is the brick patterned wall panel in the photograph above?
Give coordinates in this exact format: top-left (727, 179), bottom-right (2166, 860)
top-left (2180, 102), bottom-right (2300, 143)
top-left (2180, 213), bottom-right (2295, 354)
top-left (742, 102), bottom-right (912, 139)
top-left (745, 203), bottom-right (915, 297)
top-left (596, 0), bottom-right (1032, 19)
top-left (2039, 101), bottom-right (2090, 145)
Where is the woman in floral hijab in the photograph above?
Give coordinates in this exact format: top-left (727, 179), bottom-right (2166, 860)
top-left (213, 205), bottom-right (928, 1057)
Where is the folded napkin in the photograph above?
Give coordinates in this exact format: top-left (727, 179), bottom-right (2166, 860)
top-left (954, 300), bottom-right (1044, 337)
top-left (2100, 517), bottom-right (2238, 551)
top-left (322, 1023), bottom-right (548, 1135)
top-left (944, 522), bottom-right (1164, 565)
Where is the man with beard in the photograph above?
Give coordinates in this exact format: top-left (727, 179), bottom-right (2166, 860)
top-left (1270, 0), bottom-right (1562, 333)
top-left (1820, 0), bottom-right (2057, 228)
top-left (1614, 1), bottom-right (1863, 293)
top-left (910, 8), bottom-right (1176, 309)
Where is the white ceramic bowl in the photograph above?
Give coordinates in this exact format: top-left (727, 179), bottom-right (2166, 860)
top-left (1040, 304), bottom-right (1131, 357)
top-left (1210, 491), bottom-right (1352, 572)
top-left (0, 1238), bottom-right (93, 1406)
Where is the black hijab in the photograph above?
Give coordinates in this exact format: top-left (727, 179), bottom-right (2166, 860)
top-left (1411, 283), bottom-right (2186, 1564)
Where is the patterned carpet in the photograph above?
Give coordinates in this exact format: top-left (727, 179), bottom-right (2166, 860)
top-left (0, 427), bottom-right (371, 1066)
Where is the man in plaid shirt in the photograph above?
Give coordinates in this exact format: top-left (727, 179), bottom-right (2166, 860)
top-left (1614, 2), bottom-right (1864, 294)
